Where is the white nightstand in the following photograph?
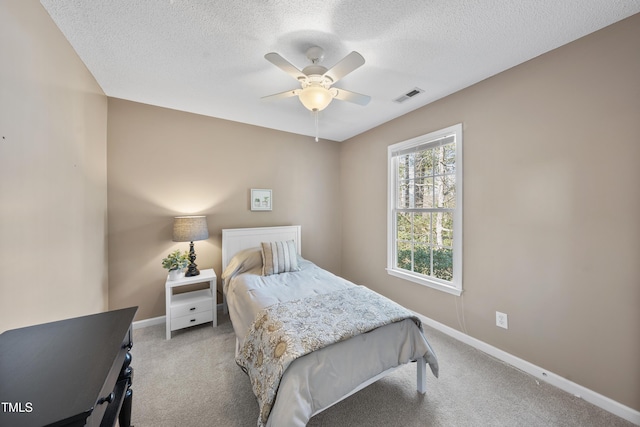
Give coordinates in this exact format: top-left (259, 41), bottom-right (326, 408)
top-left (165, 268), bottom-right (217, 340)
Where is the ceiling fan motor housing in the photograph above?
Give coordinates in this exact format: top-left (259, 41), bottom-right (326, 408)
top-left (301, 64), bottom-right (328, 77)
top-left (299, 71), bottom-right (332, 89)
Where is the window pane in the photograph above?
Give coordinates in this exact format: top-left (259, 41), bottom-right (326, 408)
top-left (414, 149), bottom-right (433, 177)
top-left (432, 145), bottom-right (444, 176)
top-left (413, 178), bottom-right (423, 207)
top-left (432, 143), bottom-right (456, 176)
top-left (397, 180), bottom-right (412, 208)
top-left (411, 177), bottom-right (426, 208)
top-left (442, 143), bottom-right (456, 173)
top-left (397, 212), bottom-right (411, 241)
top-left (414, 244), bottom-right (430, 275)
top-left (440, 212), bottom-right (453, 247)
top-left (432, 247), bottom-right (453, 281)
top-left (432, 212), bottom-right (453, 247)
top-left (398, 154), bottom-right (408, 178)
top-left (407, 153), bottom-right (416, 180)
top-left (440, 174), bottom-right (456, 208)
top-left (413, 212), bottom-right (430, 243)
top-left (414, 177), bottom-right (433, 208)
top-left (397, 241), bottom-right (412, 270)
top-left (399, 153), bottom-right (416, 179)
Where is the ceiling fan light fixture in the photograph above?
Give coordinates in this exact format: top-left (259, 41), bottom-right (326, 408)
top-left (298, 85), bottom-right (333, 111)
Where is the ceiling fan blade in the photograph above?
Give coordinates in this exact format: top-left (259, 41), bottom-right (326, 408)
top-left (332, 88), bottom-right (371, 106)
top-left (264, 52), bottom-right (306, 80)
top-left (324, 51), bottom-right (365, 83)
top-left (261, 89), bottom-right (301, 101)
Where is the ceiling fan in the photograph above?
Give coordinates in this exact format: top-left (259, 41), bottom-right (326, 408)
top-left (262, 46), bottom-right (371, 113)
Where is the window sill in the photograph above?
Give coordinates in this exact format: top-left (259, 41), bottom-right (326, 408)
top-left (386, 268), bottom-right (462, 296)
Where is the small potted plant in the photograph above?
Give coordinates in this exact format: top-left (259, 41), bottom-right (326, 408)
top-left (162, 249), bottom-right (189, 281)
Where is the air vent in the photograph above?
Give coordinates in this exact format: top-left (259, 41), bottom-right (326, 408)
top-left (394, 87), bottom-right (425, 103)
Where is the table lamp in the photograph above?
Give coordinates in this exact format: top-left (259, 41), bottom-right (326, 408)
top-left (172, 216), bottom-right (209, 277)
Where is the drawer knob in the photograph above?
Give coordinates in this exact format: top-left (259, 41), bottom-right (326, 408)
top-left (190, 319), bottom-right (196, 322)
top-left (190, 307), bottom-right (196, 311)
top-left (98, 392), bottom-right (115, 405)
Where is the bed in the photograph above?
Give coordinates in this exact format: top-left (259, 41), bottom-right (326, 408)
top-left (221, 225), bottom-right (438, 426)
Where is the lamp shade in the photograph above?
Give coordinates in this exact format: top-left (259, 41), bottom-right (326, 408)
top-left (172, 216), bottom-right (209, 242)
top-left (298, 85), bottom-right (333, 111)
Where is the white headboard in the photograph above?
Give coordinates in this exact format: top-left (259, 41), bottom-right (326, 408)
top-left (221, 225), bottom-right (302, 270)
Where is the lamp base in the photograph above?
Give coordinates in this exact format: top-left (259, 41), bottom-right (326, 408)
top-left (185, 241), bottom-right (200, 276)
top-left (185, 264), bottom-right (200, 277)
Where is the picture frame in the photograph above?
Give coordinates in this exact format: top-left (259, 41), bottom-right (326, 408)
top-left (250, 189), bottom-right (272, 211)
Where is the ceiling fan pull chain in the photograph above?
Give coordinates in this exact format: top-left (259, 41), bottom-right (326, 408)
top-left (314, 110), bottom-right (319, 142)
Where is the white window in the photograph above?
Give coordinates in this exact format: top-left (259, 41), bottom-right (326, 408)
top-left (387, 124), bottom-right (463, 295)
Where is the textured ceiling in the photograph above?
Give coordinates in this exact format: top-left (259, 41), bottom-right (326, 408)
top-left (40, 0), bottom-right (640, 142)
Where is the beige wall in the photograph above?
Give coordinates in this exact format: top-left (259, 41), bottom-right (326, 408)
top-left (0, 1), bottom-right (108, 331)
top-left (107, 99), bottom-right (342, 321)
top-left (340, 14), bottom-right (640, 410)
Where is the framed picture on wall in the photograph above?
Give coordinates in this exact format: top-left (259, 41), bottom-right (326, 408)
top-left (251, 189), bottom-right (272, 211)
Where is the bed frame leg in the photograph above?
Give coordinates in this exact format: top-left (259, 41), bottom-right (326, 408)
top-left (417, 356), bottom-right (427, 394)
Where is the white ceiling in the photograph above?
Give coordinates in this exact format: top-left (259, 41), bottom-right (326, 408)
top-left (40, 0), bottom-right (640, 142)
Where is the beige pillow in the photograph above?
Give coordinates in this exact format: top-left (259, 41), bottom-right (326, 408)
top-left (221, 247), bottom-right (263, 281)
top-left (261, 240), bottom-right (300, 276)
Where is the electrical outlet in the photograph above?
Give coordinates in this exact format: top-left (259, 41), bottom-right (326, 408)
top-left (496, 311), bottom-right (508, 329)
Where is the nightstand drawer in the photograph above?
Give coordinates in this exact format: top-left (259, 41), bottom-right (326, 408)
top-left (171, 289), bottom-right (213, 319)
top-left (171, 310), bottom-right (214, 331)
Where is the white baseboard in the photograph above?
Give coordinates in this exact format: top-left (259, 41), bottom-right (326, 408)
top-left (416, 313), bottom-right (640, 426)
top-left (132, 315), bottom-right (165, 329)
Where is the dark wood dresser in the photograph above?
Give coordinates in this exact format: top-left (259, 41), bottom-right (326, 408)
top-left (0, 307), bottom-right (138, 427)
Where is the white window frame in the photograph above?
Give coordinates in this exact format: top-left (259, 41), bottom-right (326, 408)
top-left (387, 123), bottom-right (463, 296)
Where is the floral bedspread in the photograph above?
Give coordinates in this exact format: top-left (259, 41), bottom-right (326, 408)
top-left (236, 285), bottom-right (424, 426)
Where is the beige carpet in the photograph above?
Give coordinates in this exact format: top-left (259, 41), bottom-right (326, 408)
top-left (130, 313), bottom-right (634, 426)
